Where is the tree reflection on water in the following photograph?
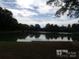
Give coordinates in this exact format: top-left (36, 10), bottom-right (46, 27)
top-left (17, 32), bottom-right (79, 42)
top-left (0, 32), bottom-right (78, 42)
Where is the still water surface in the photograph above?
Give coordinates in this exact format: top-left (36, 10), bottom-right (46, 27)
top-left (17, 34), bottom-right (73, 42)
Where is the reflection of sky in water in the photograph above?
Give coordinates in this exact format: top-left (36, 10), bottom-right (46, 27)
top-left (17, 34), bottom-right (73, 42)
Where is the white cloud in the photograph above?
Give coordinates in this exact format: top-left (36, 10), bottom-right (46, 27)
top-left (0, 0), bottom-right (79, 27)
top-left (37, 4), bottom-right (52, 14)
top-left (14, 0), bottom-right (79, 27)
top-left (16, 0), bottom-right (34, 8)
top-left (18, 10), bottom-right (38, 17)
top-left (16, 0), bottom-right (52, 14)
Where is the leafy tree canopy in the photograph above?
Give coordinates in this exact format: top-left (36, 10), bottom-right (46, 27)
top-left (47, 0), bottom-right (79, 18)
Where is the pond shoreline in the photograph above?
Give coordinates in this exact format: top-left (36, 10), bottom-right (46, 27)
top-left (0, 31), bottom-right (79, 34)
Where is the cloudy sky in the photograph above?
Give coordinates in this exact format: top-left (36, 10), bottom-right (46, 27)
top-left (0, 0), bottom-right (79, 27)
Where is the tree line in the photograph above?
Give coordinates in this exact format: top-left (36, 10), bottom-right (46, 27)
top-left (23, 23), bottom-right (79, 33)
top-left (0, 7), bottom-right (79, 33)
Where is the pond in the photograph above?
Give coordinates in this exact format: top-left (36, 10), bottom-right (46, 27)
top-left (0, 32), bottom-right (79, 59)
top-left (0, 32), bottom-right (78, 42)
top-left (17, 34), bottom-right (73, 42)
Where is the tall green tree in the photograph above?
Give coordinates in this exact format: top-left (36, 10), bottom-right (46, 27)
top-left (0, 7), bottom-right (27, 31)
top-left (47, 0), bottom-right (79, 18)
